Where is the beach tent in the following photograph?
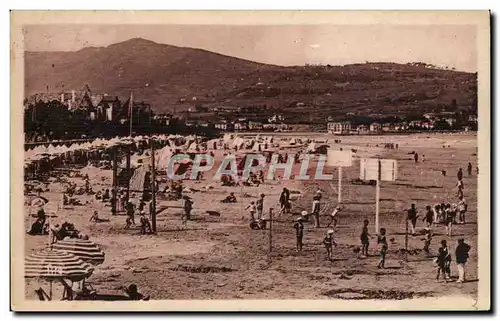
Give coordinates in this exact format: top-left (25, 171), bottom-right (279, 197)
top-left (156, 146), bottom-right (173, 170)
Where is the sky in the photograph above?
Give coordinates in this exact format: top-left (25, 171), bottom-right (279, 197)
top-left (23, 24), bottom-right (477, 72)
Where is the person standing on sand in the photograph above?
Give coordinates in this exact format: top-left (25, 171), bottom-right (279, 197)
top-left (414, 152), bottom-right (419, 163)
top-left (323, 229), bottom-right (337, 261)
top-left (407, 204), bottom-right (418, 235)
top-left (256, 194), bottom-right (265, 220)
top-left (125, 202), bottom-right (136, 229)
top-left (458, 197), bottom-right (467, 224)
top-left (360, 219), bottom-right (371, 257)
top-left (445, 204), bottom-right (454, 236)
top-left (279, 188), bottom-right (290, 215)
top-left (377, 228), bottom-right (388, 269)
top-left (293, 217), bottom-right (305, 252)
top-left (183, 196), bottom-right (193, 221)
top-left (245, 201), bottom-right (257, 221)
top-left (455, 239), bottom-right (471, 283)
top-left (312, 191), bottom-right (322, 228)
top-left (467, 162), bottom-right (473, 176)
top-left (457, 168), bottom-right (463, 181)
top-left (423, 229), bottom-right (432, 255)
top-left (436, 240), bottom-right (452, 282)
top-left (423, 205), bottom-right (434, 229)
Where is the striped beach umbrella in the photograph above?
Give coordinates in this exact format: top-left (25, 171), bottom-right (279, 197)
top-left (25, 249), bottom-right (94, 282)
top-left (52, 238), bottom-right (105, 265)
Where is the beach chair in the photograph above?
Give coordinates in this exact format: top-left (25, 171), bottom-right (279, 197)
top-left (34, 288), bottom-right (50, 301)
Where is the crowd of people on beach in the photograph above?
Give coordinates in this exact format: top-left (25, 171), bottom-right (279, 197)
top-left (25, 133), bottom-right (478, 302)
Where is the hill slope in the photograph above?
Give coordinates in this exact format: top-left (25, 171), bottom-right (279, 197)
top-left (25, 37), bottom-right (477, 121)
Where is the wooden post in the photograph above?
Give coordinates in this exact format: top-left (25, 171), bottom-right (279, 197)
top-left (151, 138), bottom-right (157, 233)
top-left (338, 166), bottom-right (342, 204)
top-left (111, 147), bottom-right (117, 215)
top-left (268, 208), bottom-right (273, 261)
top-left (375, 159), bottom-right (381, 234)
top-left (405, 212), bottom-right (409, 262)
top-left (125, 146), bottom-right (131, 203)
top-left (129, 93), bottom-right (134, 137)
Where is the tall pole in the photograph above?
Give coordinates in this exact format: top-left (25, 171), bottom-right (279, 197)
top-left (129, 92), bottom-right (133, 137)
top-left (338, 166), bottom-right (342, 204)
top-left (111, 147), bottom-right (117, 215)
top-left (268, 208), bottom-right (273, 262)
top-left (375, 160), bottom-right (381, 234)
top-left (125, 146), bottom-right (131, 203)
top-left (405, 212), bottom-right (409, 262)
top-left (151, 138), bottom-right (157, 233)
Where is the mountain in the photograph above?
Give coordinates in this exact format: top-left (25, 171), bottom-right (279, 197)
top-left (25, 37), bottom-right (477, 121)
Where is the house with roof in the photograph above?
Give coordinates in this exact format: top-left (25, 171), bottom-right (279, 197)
top-left (356, 124), bottom-right (369, 134)
top-left (95, 95), bottom-right (122, 121)
top-left (370, 122), bottom-right (382, 132)
top-left (327, 121), bottom-right (352, 135)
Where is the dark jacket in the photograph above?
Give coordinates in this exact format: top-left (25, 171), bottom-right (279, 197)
top-left (455, 243), bottom-right (471, 264)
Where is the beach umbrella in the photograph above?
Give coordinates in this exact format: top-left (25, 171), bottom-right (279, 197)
top-left (25, 249), bottom-right (94, 280)
top-left (25, 249), bottom-right (94, 300)
top-left (30, 196), bottom-right (49, 207)
top-left (52, 238), bottom-right (105, 265)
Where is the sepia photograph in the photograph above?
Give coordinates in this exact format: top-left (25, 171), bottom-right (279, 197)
top-left (10, 10), bottom-right (491, 311)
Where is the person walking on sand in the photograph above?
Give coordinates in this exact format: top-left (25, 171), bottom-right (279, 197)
top-left (467, 162), bottom-right (473, 176)
top-left (360, 219), bottom-right (371, 257)
top-left (458, 197), bottom-right (468, 224)
top-left (457, 168), bottom-right (463, 181)
top-left (323, 229), bottom-right (337, 261)
top-left (326, 206), bottom-right (341, 228)
top-left (377, 228), bottom-right (388, 269)
top-left (293, 217), bottom-right (305, 252)
top-left (256, 194), bottom-right (265, 220)
top-left (423, 205), bottom-right (434, 229)
top-left (436, 240), bottom-right (452, 282)
top-left (312, 191), bottom-right (322, 228)
top-left (423, 229), bottom-right (432, 255)
top-left (455, 239), bottom-right (471, 283)
top-left (407, 204), bottom-right (418, 236)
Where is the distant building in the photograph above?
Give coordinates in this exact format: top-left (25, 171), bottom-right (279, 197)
top-left (356, 124), bottom-right (369, 133)
top-left (248, 121), bottom-right (263, 131)
top-left (394, 122), bottom-right (409, 131)
top-left (409, 120), bottom-right (423, 128)
top-left (444, 117), bottom-right (456, 127)
top-left (327, 121), bottom-right (352, 134)
top-left (234, 122), bottom-right (248, 131)
top-left (370, 122), bottom-right (382, 132)
top-left (382, 123), bottom-right (395, 132)
top-left (215, 121), bottom-right (229, 131)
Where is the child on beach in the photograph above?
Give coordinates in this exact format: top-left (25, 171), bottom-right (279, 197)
top-left (323, 229), bottom-right (337, 261)
top-left (436, 240), bottom-right (452, 282)
top-left (423, 230), bottom-right (432, 255)
top-left (360, 219), bottom-right (371, 257)
top-left (377, 228), bottom-right (388, 269)
top-left (293, 217), bottom-right (304, 252)
top-left (245, 201), bottom-right (257, 221)
top-left (326, 206), bottom-right (341, 228)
